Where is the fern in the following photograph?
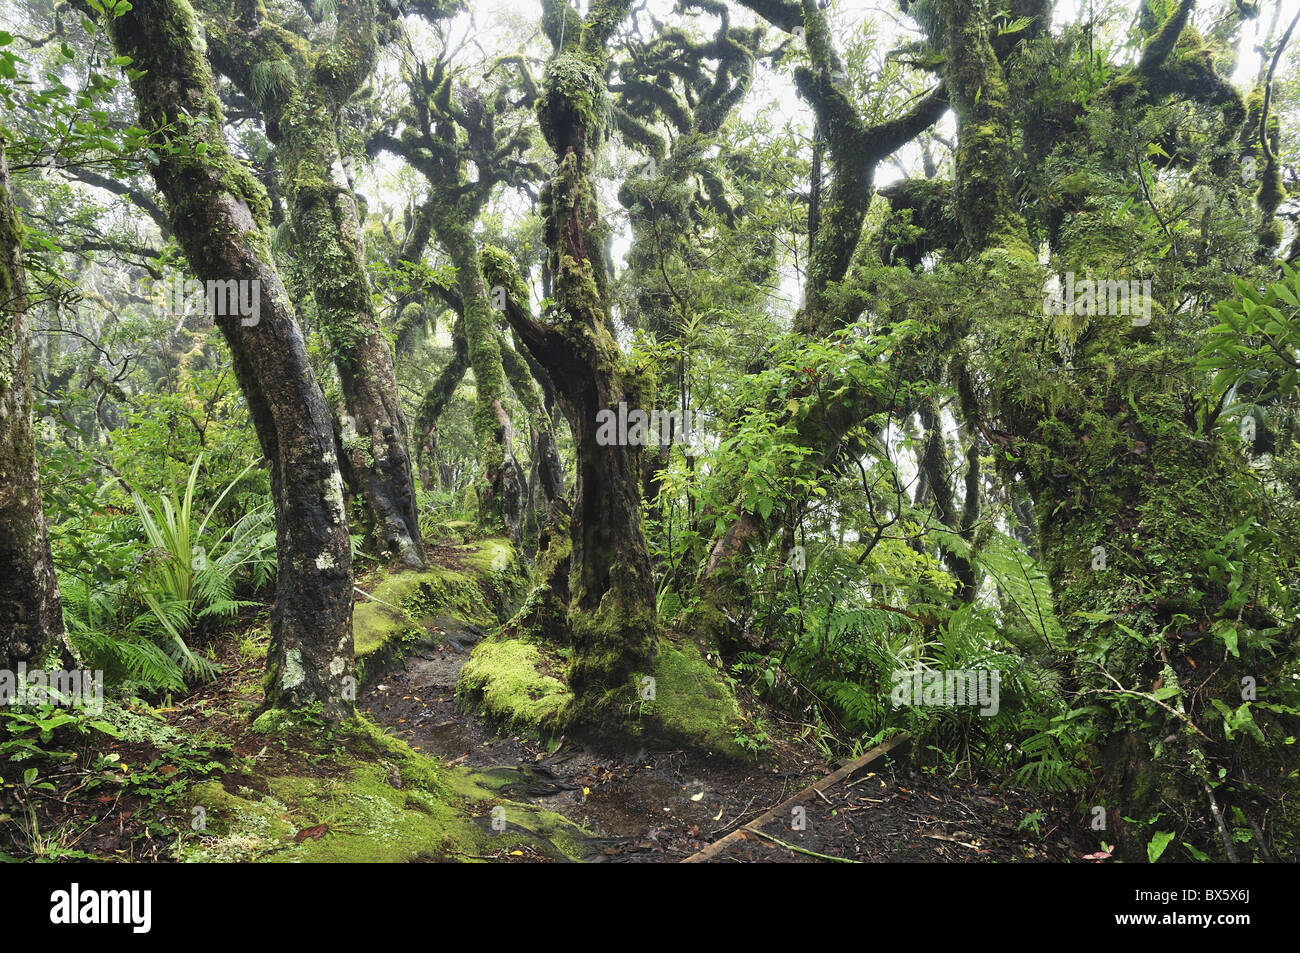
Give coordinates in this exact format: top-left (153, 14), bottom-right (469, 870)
top-left (1007, 712), bottom-right (1090, 793)
top-left (974, 533), bottom-right (1064, 650)
top-left (128, 454), bottom-right (265, 681)
top-left (67, 626), bottom-right (187, 693)
top-left (60, 577), bottom-right (187, 692)
top-left (249, 59), bottom-right (294, 105)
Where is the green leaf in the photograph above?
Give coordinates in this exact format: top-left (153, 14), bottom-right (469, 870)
top-left (1147, 830), bottom-right (1175, 863)
top-left (1221, 627), bottom-right (1239, 658)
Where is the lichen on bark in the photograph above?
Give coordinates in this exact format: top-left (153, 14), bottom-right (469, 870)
top-left (107, 0), bottom-right (357, 721)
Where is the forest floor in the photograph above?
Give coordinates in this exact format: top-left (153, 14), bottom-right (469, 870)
top-left (360, 626), bottom-right (1090, 862)
top-left (3, 536), bottom-right (1095, 863)
top-left (352, 539), bottom-right (1093, 863)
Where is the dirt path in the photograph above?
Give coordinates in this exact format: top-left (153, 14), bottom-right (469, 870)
top-left (359, 618), bottom-right (1090, 863)
top-left (359, 621), bottom-right (830, 860)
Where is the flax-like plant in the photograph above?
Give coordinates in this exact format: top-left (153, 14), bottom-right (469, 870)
top-left (130, 454), bottom-right (264, 680)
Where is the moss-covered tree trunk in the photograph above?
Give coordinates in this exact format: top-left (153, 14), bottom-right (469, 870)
top-left (499, 331), bottom-right (564, 507)
top-left (0, 137), bottom-right (65, 670)
top-left (416, 312), bottom-right (468, 492)
top-left (689, 0), bottom-right (947, 651)
top-left (433, 215), bottom-right (520, 534)
top-left (282, 90), bottom-right (424, 567)
top-left (196, 0), bottom-right (425, 569)
top-left (495, 0), bottom-right (656, 728)
top-left (108, 0), bottom-right (356, 720)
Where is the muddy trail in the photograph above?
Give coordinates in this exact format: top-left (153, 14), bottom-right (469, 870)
top-left (358, 586), bottom-right (1092, 863)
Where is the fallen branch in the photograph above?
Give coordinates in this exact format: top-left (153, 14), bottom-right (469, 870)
top-left (749, 828), bottom-right (857, 863)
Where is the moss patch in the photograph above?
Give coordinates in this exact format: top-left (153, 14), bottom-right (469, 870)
top-left (457, 636), bottom-right (573, 735)
top-left (649, 636), bottom-right (747, 759)
top-left (458, 629), bottom-right (749, 759)
top-left (180, 717), bottom-right (589, 862)
top-left (352, 554), bottom-right (506, 684)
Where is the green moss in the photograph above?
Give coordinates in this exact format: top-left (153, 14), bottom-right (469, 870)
top-left (649, 637), bottom-right (748, 759)
top-left (457, 636), bottom-right (573, 734)
top-left (459, 538), bottom-right (516, 575)
top-left (181, 717), bottom-right (590, 862)
top-left (538, 53), bottom-right (609, 146)
top-left (249, 707), bottom-right (293, 734)
top-left (459, 623), bottom-right (750, 759)
top-left (480, 244), bottom-right (529, 304)
top-left (353, 542), bottom-right (533, 713)
top-left (357, 566), bottom-right (493, 653)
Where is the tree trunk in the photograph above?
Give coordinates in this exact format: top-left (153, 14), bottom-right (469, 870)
top-left (196, 0), bottom-right (425, 569)
top-left (495, 0), bottom-right (655, 729)
top-left (435, 216), bottom-right (515, 530)
top-left (0, 137), bottom-right (65, 670)
top-left (279, 90), bottom-right (424, 567)
top-left (500, 329), bottom-right (564, 519)
top-left (108, 0), bottom-right (356, 720)
top-left (929, 0), bottom-right (1284, 859)
top-left (416, 311), bottom-right (468, 493)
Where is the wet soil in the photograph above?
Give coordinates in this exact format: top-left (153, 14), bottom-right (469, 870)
top-left (358, 613), bottom-right (1091, 863)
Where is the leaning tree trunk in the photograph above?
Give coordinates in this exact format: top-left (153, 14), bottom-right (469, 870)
top-left (495, 0), bottom-right (655, 729)
top-left (0, 137), bottom-right (65, 671)
top-left (195, 0), bottom-right (425, 569)
top-left (416, 311), bottom-right (468, 492)
top-left (107, 0), bottom-right (355, 720)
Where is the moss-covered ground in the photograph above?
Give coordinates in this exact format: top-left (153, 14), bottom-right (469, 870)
top-left (351, 538), bottom-right (524, 685)
top-left (183, 715), bottom-right (589, 862)
top-left (457, 625), bottom-right (749, 759)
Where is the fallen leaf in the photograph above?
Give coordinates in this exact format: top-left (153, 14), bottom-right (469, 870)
top-left (295, 824), bottom-right (329, 843)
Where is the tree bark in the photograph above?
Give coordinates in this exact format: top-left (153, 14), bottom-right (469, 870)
top-left (195, 0), bottom-right (425, 568)
top-left (107, 0), bottom-right (356, 720)
top-left (493, 0), bottom-right (656, 729)
top-left (434, 214), bottom-right (516, 531)
top-left (0, 137), bottom-right (65, 671)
